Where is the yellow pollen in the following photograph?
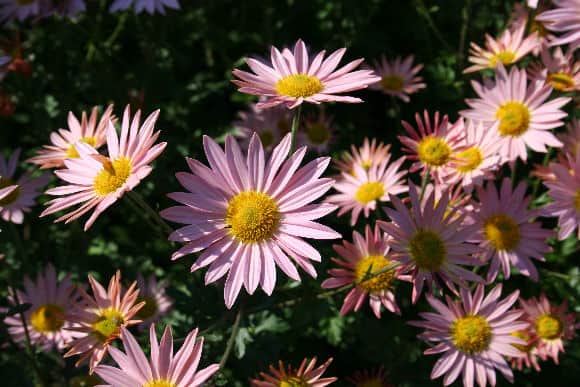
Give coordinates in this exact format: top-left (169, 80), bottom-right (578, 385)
top-left (483, 214), bottom-right (521, 251)
top-left (259, 131), bottom-right (274, 147)
top-left (0, 177), bottom-right (20, 206)
top-left (409, 229), bottom-right (446, 271)
top-left (496, 101), bottom-right (530, 137)
top-left (381, 75), bottom-right (405, 92)
top-left (306, 123), bottom-right (330, 145)
top-left (355, 181), bottom-right (385, 204)
top-left (276, 74), bottom-right (323, 98)
top-left (451, 315), bottom-right (492, 354)
top-left (135, 296), bottom-right (158, 320)
top-left (511, 330), bottom-right (534, 353)
top-left (143, 380), bottom-right (176, 387)
top-left (355, 255), bottom-right (395, 293)
top-left (93, 157), bottom-right (132, 196)
top-left (226, 191), bottom-right (280, 243)
top-left (489, 50), bottom-right (517, 67)
top-left (530, 18), bottom-right (548, 37)
top-left (536, 314), bottom-right (563, 340)
top-left (360, 160), bottom-right (373, 170)
top-left (574, 190), bottom-right (580, 212)
top-left (547, 72), bottom-right (575, 91)
top-left (454, 147), bottom-right (483, 173)
top-left (279, 377), bottom-right (308, 387)
top-left (66, 136), bottom-right (98, 158)
top-left (417, 136), bottom-right (452, 167)
top-left (30, 304), bottom-right (65, 333)
top-left (357, 379), bottom-right (385, 387)
top-left (92, 309), bottom-right (125, 343)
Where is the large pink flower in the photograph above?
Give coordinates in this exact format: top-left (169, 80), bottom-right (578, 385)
top-left (232, 39), bottom-right (380, 109)
top-left (160, 133), bottom-right (340, 308)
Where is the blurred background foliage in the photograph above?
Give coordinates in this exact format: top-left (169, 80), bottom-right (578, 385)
top-left (0, 0), bottom-right (578, 385)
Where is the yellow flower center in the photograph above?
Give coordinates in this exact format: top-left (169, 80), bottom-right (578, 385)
top-left (489, 50), bottom-right (516, 67)
top-left (226, 191), bottom-right (280, 243)
top-left (496, 101), bottom-right (530, 137)
top-left (0, 177), bottom-right (20, 206)
top-left (69, 375), bottom-right (102, 387)
top-left (30, 304), bottom-right (65, 333)
top-left (451, 315), bottom-right (492, 354)
top-left (574, 190), bottom-right (580, 212)
top-left (92, 309), bottom-right (125, 343)
top-left (279, 377), bottom-right (308, 387)
top-left (536, 314), bottom-right (563, 340)
top-left (360, 160), bottom-right (373, 170)
top-left (454, 147), bottom-right (483, 173)
top-left (483, 214), bottom-right (521, 251)
top-left (380, 75), bottom-right (405, 92)
top-left (143, 380), bottom-right (176, 387)
top-left (65, 136), bottom-right (98, 158)
top-left (355, 181), bottom-right (385, 204)
top-left (357, 380), bottom-right (384, 387)
top-left (135, 296), bottom-right (158, 320)
top-left (409, 229), bottom-right (446, 271)
top-left (355, 255), bottom-right (395, 293)
top-left (259, 131), bottom-right (274, 148)
top-left (306, 123), bottom-right (330, 145)
top-left (276, 74), bottom-right (323, 98)
top-left (530, 18), bottom-right (547, 37)
top-left (417, 136), bottom-right (452, 167)
top-left (511, 330), bottom-right (534, 353)
top-left (547, 73), bottom-right (575, 91)
top-left (93, 157), bottom-right (132, 196)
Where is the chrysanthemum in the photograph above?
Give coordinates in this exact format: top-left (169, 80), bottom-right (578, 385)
top-left (537, 0), bottom-right (580, 49)
top-left (321, 225), bottom-right (409, 318)
top-left (464, 23), bottom-right (538, 73)
top-left (0, 149), bottom-right (49, 224)
top-left (369, 55), bottom-right (426, 102)
top-left (469, 178), bottom-right (553, 282)
top-left (378, 184), bottom-right (483, 303)
top-left (160, 133), bottom-right (340, 308)
top-left (233, 102), bottom-right (291, 152)
top-left (415, 182), bottom-right (474, 222)
top-left (528, 45), bottom-right (580, 92)
top-left (109, 0), bottom-right (180, 14)
top-left (94, 324), bottom-right (219, 387)
top-left (509, 329), bottom-right (542, 372)
top-left (410, 285), bottom-right (528, 387)
top-left (326, 153), bottom-right (407, 226)
top-left (0, 0), bottom-right (42, 22)
top-left (134, 273), bottom-right (173, 328)
top-left (399, 111), bottom-right (464, 176)
top-left (519, 294), bottom-right (578, 364)
top-left (28, 105), bottom-right (115, 169)
top-left (296, 110), bottom-right (335, 153)
top-left (558, 117), bottom-right (580, 156)
top-left (4, 264), bottom-right (82, 351)
top-left (461, 65), bottom-right (570, 162)
top-left (334, 138), bottom-right (391, 176)
top-left (42, 106), bottom-right (167, 230)
top-left (346, 366), bottom-right (394, 387)
top-left (251, 357), bottom-right (337, 387)
top-left (509, 2), bottom-right (555, 56)
top-left (232, 39), bottom-right (380, 109)
top-left (64, 271), bottom-right (144, 373)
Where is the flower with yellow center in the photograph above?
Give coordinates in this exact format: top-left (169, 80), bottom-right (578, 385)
top-left (547, 73), bottom-right (576, 91)
top-left (483, 213), bottom-right (521, 251)
top-left (346, 366), bottom-right (392, 387)
top-left (535, 314), bottom-right (563, 341)
top-left (355, 255), bottom-right (396, 293)
top-left (92, 309), bottom-right (125, 343)
top-left (279, 377), bottom-right (308, 387)
top-left (496, 101), bottom-right (530, 137)
top-left (370, 55), bottom-right (426, 102)
top-left (354, 182), bottom-right (385, 205)
top-left (30, 304), bottom-right (65, 333)
top-left (451, 315), bottom-right (492, 354)
top-left (226, 191), bottom-right (280, 243)
top-left (92, 157), bottom-right (132, 197)
top-left (416, 136), bottom-right (452, 167)
top-left (66, 137), bottom-right (98, 158)
top-left (454, 147), bottom-right (483, 173)
top-left (250, 357), bottom-right (336, 387)
top-left (143, 380), bottom-right (176, 387)
top-left (489, 50), bottom-right (517, 67)
top-left (0, 177), bottom-right (20, 206)
top-left (276, 74), bottom-right (323, 98)
top-left (409, 230), bottom-right (447, 272)
top-left (510, 330), bottom-right (535, 353)
top-left (305, 123), bottom-right (330, 145)
top-left (380, 75), bottom-right (404, 92)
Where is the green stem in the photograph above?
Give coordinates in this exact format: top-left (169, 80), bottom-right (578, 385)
top-left (127, 191), bottom-right (174, 236)
top-left (419, 169), bottom-right (431, 201)
top-left (219, 307), bottom-right (243, 370)
top-left (104, 13), bottom-right (128, 48)
top-left (289, 105), bottom-right (303, 155)
top-left (457, 0), bottom-right (472, 71)
top-left (414, 0), bottom-right (454, 52)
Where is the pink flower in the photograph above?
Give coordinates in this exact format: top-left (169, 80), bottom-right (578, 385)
top-left (558, 117), bottom-right (580, 156)
top-left (509, 2), bottom-right (555, 56)
top-left (134, 273), bottom-right (173, 329)
top-left (94, 324), bottom-right (219, 387)
top-left (537, 0), bottom-right (580, 49)
top-left (160, 133), bottom-right (340, 308)
top-left (334, 138), bottom-right (392, 176)
top-left (0, 0), bottom-right (42, 23)
top-left (528, 45), bottom-right (580, 92)
top-left (410, 285), bottom-right (528, 387)
top-left (508, 328), bottom-right (543, 372)
top-left (251, 357), bottom-right (337, 387)
top-left (109, 0), bottom-right (180, 14)
top-left (296, 110), bottom-right (335, 154)
top-left (232, 39), bottom-right (380, 109)
top-left (346, 366), bottom-right (394, 387)
top-left (233, 102), bottom-right (292, 152)
top-left (369, 55), bottom-right (426, 102)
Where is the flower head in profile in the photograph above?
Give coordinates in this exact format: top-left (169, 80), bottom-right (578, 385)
top-left (94, 324), bottom-right (219, 387)
top-left (233, 102), bottom-right (292, 152)
top-left (470, 178), bottom-right (553, 283)
top-left (346, 366), bottom-right (394, 387)
top-left (528, 45), bottom-right (580, 93)
top-left (461, 65), bottom-right (569, 163)
top-left (232, 39), bottom-right (380, 109)
top-left (42, 106), bottom-right (167, 230)
top-left (4, 264), bottom-right (82, 351)
top-left (160, 133), bottom-right (340, 308)
top-left (0, 0), bottom-right (42, 23)
top-left (379, 183), bottom-right (483, 303)
top-left (321, 225), bottom-right (409, 318)
top-left (251, 357), bottom-right (337, 387)
top-left (297, 110), bottom-right (335, 154)
top-left (334, 138), bottom-right (391, 176)
top-left (537, 0), bottom-right (580, 49)
top-left (28, 105), bottom-right (115, 169)
top-left (410, 285), bottom-right (528, 387)
top-left (109, 0), bottom-right (180, 14)
top-left (0, 149), bottom-right (49, 224)
top-left (134, 273), bottom-right (173, 328)
top-left (369, 55), bottom-right (426, 102)
top-left (64, 271), bottom-right (144, 373)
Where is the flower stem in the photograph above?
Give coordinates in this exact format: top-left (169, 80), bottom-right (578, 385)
top-left (419, 169), bottom-right (431, 201)
top-left (289, 104), bottom-right (303, 155)
top-left (127, 190), bottom-right (173, 236)
top-left (219, 307), bottom-right (243, 370)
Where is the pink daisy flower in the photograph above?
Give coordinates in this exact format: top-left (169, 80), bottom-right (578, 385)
top-left (0, 0), bottom-right (42, 22)
top-left (378, 184), bottom-right (483, 303)
top-left (0, 149), bottom-right (49, 224)
top-left (334, 138), bottom-right (392, 176)
top-left (232, 39), bottom-right (380, 109)
top-left (369, 55), bottom-right (426, 102)
top-left (134, 273), bottom-right (173, 328)
top-left (4, 263), bottom-right (82, 351)
top-left (160, 133), bottom-right (340, 309)
top-left (509, 2), bottom-right (555, 56)
top-left (28, 105), bottom-right (115, 170)
top-left (528, 45), bottom-right (580, 93)
top-left (321, 225), bottom-right (410, 318)
top-left (410, 285), bottom-right (528, 387)
top-left (537, 0), bottom-right (580, 49)
top-left (94, 324), bottom-right (219, 387)
top-left (233, 102), bottom-right (292, 152)
top-left (558, 117), bottom-right (580, 157)
top-left (64, 271), bottom-right (144, 373)
top-left (519, 294), bottom-right (578, 364)
top-left (326, 152), bottom-right (407, 226)
top-left (346, 366), bottom-right (394, 387)
top-left (296, 110), bottom-right (335, 154)
top-left (251, 357), bottom-right (337, 387)
top-left (461, 65), bottom-right (570, 163)
top-left (41, 106), bottom-right (167, 231)
top-left (509, 328), bottom-right (543, 372)
top-left (109, 0), bottom-right (180, 14)
top-left (464, 23), bottom-right (538, 73)
top-left (469, 178), bottom-right (553, 282)
top-left (414, 182), bottom-right (474, 222)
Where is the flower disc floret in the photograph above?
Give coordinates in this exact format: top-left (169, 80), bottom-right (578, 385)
top-left (455, 147), bottom-right (483, 173)
top-left (0, 177), bottom-right (20, 205)
top-left (536, 314), bottom-right (563, 340)
top-left (451, 315), bottom-right (492, 354)
top-left (306, 123), bottom-right (330, 145)
top-left (489, 51), bottom-right (516, 67)
top-left (66, 137), bottom-right (97, 158)
top-left (417, 136), bottom-right (452, 167)
top-left (280, 377), bottom-right (308, 387)
top-left (380, 75), bottom-right (405, 91)
top-left (93, 157), bottom-right (132, 197)
top-left (30, 304), bottom-right (65, 333)
top-left (226, 191), bottom-right (280, 243)
top-left (547, 73), bottom-right (575, 91)
top-left (355, 181), bottom-right (385, 204)
top-left (496, 101), bottom-right (531, 137)
top-left (92, 309), bottom-right (125, 342)
top-left (511, 330), bottom-right (534, 353)
top-left (143, 381), bottom-right (176, 387)
top-left (355, 255), bottom-right (395, 293)
top-left (484, 214), bottom-right (521, 251)
top-left (409, 230), bottom-right (446, 271)
top-left (276, 74), bottom-right (323, 98)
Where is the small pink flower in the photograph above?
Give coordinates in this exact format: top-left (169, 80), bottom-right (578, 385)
top-left (528, 45), bottom-right (580, 93)
top-left (346, 366), bottom-right (394, 387)
top-left (233, 102), bottom-right (292, 152)
top-left (134, 273), bottom-right (173, 329)
top-left (537, 0), bottom-right (580, 49)
top-left (369, 55), bottom-right (426, 102)
top-left (296, 110), bottom-right (335, 154)
top-left (251, 357), bottom-right (337, 387)
top-left (334, 137), bottom-right (392, 176)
